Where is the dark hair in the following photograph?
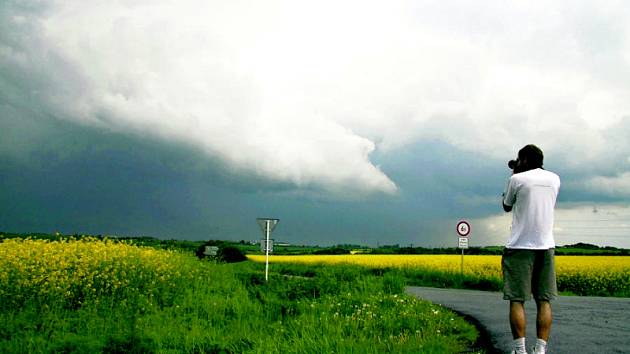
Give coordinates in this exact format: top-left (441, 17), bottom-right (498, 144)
top-left (518, 144), bottom-right (544, 169)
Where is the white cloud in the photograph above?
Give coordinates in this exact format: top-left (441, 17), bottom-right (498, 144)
top-left (585, 172), bottom-right (630, 196)
top-left (2, 0), bottom-right (630, 196)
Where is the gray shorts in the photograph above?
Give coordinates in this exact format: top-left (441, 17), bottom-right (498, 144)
top-left (501, 248), bottom-right (557, 302)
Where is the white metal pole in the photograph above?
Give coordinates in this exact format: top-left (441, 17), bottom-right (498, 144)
top-left (265, 220), bottom-right (270, 281)
top-left (460, 248), bottom-right (464, 276)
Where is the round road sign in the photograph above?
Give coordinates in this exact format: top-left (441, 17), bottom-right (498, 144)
top-left (457, 220), bottom-right (471, 237)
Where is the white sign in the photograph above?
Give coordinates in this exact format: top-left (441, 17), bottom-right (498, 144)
top-left (204, 246), bottom-right (219, 256)
top-left (257, 218), bottom-right (279, 234)
top-left (260, 239), bottom-right (274, 253)
top-left (458, 237), bottom-right (469, 249)
top-left (456, 220), bottom-right (471, 237)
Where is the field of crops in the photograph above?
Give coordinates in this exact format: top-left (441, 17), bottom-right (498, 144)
top-left (0, 238), bottom-right (481, 353)
top-left (0, 237), bottom-right (193, 310)
top-left (247, 254), bottom-right (630, 297)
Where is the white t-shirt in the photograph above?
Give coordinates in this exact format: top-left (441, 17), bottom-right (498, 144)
top-left (503, 168), bottom-right (560, 249)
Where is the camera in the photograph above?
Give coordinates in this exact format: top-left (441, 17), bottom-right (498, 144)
top-left (508, 159), bottom-right (526, 173)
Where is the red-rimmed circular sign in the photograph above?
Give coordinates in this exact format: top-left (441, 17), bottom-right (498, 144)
top-left (456, 220), bottom-right (471, 237)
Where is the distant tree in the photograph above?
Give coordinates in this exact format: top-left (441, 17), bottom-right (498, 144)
top-left (312, 247), bottom-right (350, 255)
top-left (568, 243), bottom-right (600, 250)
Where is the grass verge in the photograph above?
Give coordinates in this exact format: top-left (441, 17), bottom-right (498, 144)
top-left (1, 238), bottom-right (482, 353)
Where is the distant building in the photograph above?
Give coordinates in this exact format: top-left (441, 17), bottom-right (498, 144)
top-left (255, 240), bottom-right (290, 247)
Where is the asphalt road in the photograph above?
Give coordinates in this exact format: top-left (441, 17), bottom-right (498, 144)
top-left (406, 287), bottom-right (630, 354)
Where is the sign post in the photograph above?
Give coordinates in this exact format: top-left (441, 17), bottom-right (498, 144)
top-left (456, 220), bottom-right (471, 276)
top-left (256, 218), bottom-right (279, 281)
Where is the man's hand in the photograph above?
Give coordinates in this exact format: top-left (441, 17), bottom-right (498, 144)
top-left (502, 193), bottom-right (513, 212)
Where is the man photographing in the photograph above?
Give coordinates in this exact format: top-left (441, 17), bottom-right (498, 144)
top-left (502, 144), bottom-right (561, 354)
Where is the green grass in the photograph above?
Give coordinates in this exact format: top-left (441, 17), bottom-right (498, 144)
top-left (1, 259), bottom-right (482, 353)
top-left (361, 265), bottom-right (630, 298)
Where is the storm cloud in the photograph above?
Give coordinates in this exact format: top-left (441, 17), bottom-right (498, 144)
top-left (2, 1), bottom-right (630, 246)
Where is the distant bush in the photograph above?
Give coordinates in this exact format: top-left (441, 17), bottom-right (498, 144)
top-left (217, 246), bottom-right (247, 263)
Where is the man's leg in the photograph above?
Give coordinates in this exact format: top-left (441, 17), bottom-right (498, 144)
top-left (536, 300), bottom-right (552, 341)
top-left (510, 301), bottom-right (526, 339)
top-left (503, 249), bottom-right (533, 353)
top-left (532, 249), bottom-right (556, 352)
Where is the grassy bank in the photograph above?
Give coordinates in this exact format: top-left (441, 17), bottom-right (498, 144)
top-left (0, 238), bottom-right (481, 353)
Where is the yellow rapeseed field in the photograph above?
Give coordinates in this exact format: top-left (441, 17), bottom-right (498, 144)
top-left (0, 237), bottom-right (200, 308)
top-left (248, 254), bottom-right (502, 277)
top-left (247, 254), bottom-right (630, 296)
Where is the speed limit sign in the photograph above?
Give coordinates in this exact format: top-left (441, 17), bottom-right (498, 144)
top-left (457, 220), bottom-right (471, 237)
top-left (456, 220), bottom-right (471, 272)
